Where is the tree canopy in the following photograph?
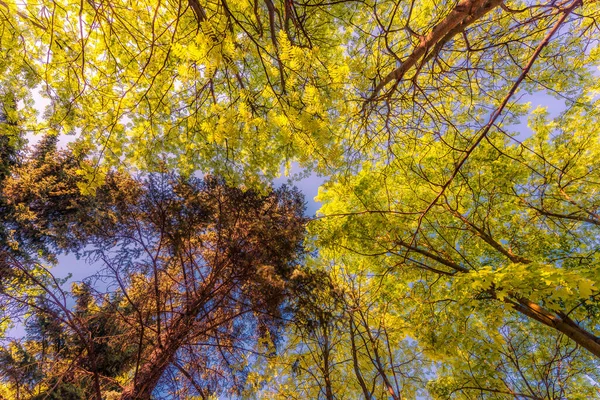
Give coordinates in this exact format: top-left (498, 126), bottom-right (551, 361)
top-left (1, 0), bottom-right (600, 398)
top-left (1, 141), bottom-right (308, 398)
top-left (3, 0), bottom-right (596, 181)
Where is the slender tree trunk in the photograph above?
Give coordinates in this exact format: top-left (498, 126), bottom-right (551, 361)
top-left (321, 325), bottom-right (334, 400)
top-left (348, 316), bottom-right (372, 400)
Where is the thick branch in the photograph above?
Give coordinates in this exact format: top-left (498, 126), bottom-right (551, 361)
top-left (369, 0), bottom-right (503, 100)
top-left (189, 0), bottom-right (207, 22)
top-left (509, 295), bottom-right (600, 359)
top-left (394, 240), bottom-right (600, 359)
top-left (530, 205), bottom-right (600, 226)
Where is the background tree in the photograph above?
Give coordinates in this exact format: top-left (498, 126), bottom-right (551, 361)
top-left (1, 140), bottom-right (308, 399)
top-left (87, 174), bottom-right (307, 399)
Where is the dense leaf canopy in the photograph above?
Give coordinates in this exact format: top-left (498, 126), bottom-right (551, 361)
top-left (1, 0), bottom-right (600, 398)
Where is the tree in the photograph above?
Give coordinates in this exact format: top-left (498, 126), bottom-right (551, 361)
top-left (265, 264), bottom-right (431, 399)
top-left (0, 139), bottom-right (308, 398)
top-left (1, 149), bottom-right (307, 399)
top-left (1, 135), bottom-right (94, 259)
top-left (311, 101), bottom-right (600, 393)
top-left (2, 0), bottom-right (596, 183)
top-left (85, 174), bottom-right (306, 399)
top-left (0, 139), bottom-right (129, 398)
top-left (2, 0), bottom-right (600, 397)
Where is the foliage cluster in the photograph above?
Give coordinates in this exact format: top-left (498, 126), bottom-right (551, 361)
top-left (1, 0), bottom-right (600, 398)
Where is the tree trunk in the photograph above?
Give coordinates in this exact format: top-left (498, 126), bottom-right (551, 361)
top-left (119, 307), bottom-right (202, 399)
top-left (119, 333), bottom-right (184, 400)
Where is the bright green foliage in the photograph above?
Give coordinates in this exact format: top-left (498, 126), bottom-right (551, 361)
top-left (2, 0), bottom-right (352, 185)
top-left (311, 94), bottom-right (600, 395)
top-left (2, 0), bottom-right (600, 398)
top-left (256, 262), bottom-right (433, 399)
top-left (1, 0), bottom-right (597, 185)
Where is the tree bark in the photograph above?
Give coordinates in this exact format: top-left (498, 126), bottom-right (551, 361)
top-left (348, 315), bottom-right (372, 399)
top-left (510, 295), bottom-right (600, 359)
top-left (369, 0), bottom-right (504, 100)
top-left (119, 328), bottom-right (188, 400)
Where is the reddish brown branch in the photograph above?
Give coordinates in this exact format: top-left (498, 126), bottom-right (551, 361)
top-left (369, 0), bottom-right (504, 101)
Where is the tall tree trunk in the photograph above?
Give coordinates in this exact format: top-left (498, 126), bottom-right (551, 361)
top-left (119, 330), bottom-right (186, 400)
top-left (118, 300), bottom-right (207, 399)
top-left (348, 316), bottom-right (372, 399)
top-left (321, 325), bottom-right (335, 400)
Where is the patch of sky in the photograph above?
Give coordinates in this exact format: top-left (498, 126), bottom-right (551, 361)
top-left (22, 86), bottom-right (79, 148)
top-left (3, 252), bottom-right (86, 340)
top-left (503, 91), bottom-right (570, 142)
top-left (273, 162), bottom-right (326, 217)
